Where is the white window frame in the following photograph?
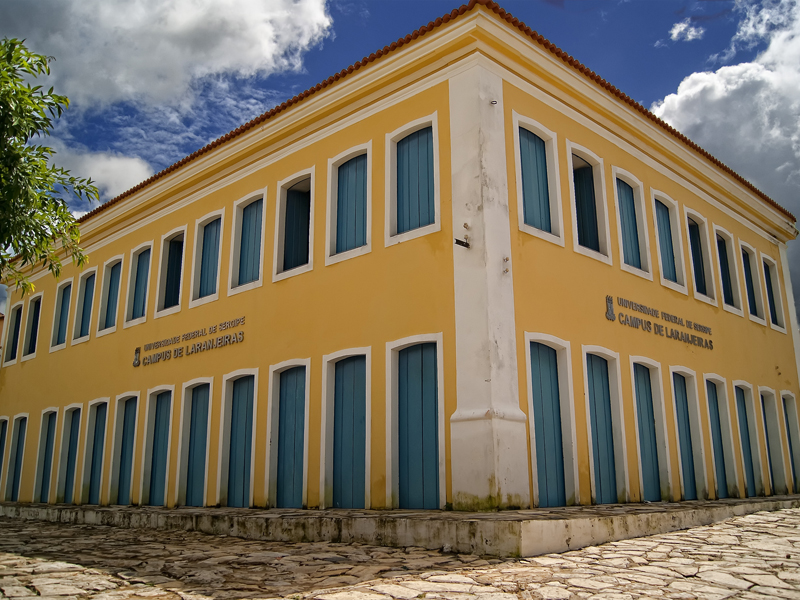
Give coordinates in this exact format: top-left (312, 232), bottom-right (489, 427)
top-left (4, 413), bottom-right (29, 501)
top-left (732, 381), bottom-right (766, 497)
top-left (2, 301), bottom-right (24, 366)
top-left (0, 416), bottom-right (9, 495)
top-left (108, 392), bottom-right (140, 506)
top-left (668, 366), bottom-right (709, 500)
top-left (325, 142), bottom-right (372, 266)
top-left (628, 357), bottom-right (672, 502)
top-left (96, 255), bottom-right (124, 338)
top-left (739, 241), bottom-right (766, 325)
top-left (32, 407), bottom-right (59, 503)
top-left (72, 267), bottom-right (98, 343)
top-left (80, 398), bottom-right (109, 504)
top-left (154, 226), bottom-right (187, 318)
top-left (781, 391), bottom-right (800, 494)
top-left (216, 368), bottom-right (259, 507)
top-left (683, 208), bottom-right (717, 306)
top-left (189, 209), bottom-right (225, 308)
top-left (712, 226), bottom-right (743, 317)
top-left (385, 114), bottom-right (441, 247)
top-left (760, 253), bottom-right (787, 333)
top-left (319, 347), bottom-right (371, 509)
top-left (139, 385), bottom-right (175, 506)
top-left (273, 168), bottom-right (315, 282)
top-left (566, 141), bottom-right (612, 266)
top-left (759, 386), bottom-right (789, 495)
top-left (175, 377), bottom-right (214, 507)
top-left (385, 332), bottom-right (445, 509)
top-left (227, 191), bottom-right (267, 296)
top-left (581, 345), bottom-right (629, 504)
top-left (264, 358), bottom-right (312, 508)
top-left (21, 291), bottom-right (44, 361)
top-left (123, 241), bottom-right (153, 328)
top-left (55, 403), bottom-right (82, 504)
top-left (703, 374), bottom-right (740, 499)
top-left (524, 333), bottom-right (579, 506)
top-left (50, 278), bottom-right (74, 352)
top-left (651, 190), bottom-right (687, 294)
top-left (612, 168), bottom-right (652, 280)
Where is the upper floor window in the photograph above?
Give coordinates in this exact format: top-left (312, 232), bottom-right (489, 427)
top-left (229, 194), bottom-right (264, 293)
top-left (4, 304), bottom-right (22, 363)
top-left (763, 256), bottom-right (785, 330)
top-left (567, 143), bottom-right (610, 264)
top-left (98, 258), bottom-right (122, 333)
top-left (613, 169), bottom-right (650, 278)
top-left (714, 228), bottom-right (741, 313)
top-left (156, 228), bottom-right (185, 315)
top-left (74, 270), bottom-right (97, 341)
top-left (22, 294), bottom-right (42, 358)
top-left (327, 143), bottom-right (371, 265)
top-left (126, 245), bottom-right (152, 324)
top-left (52, 280), bottom-right (72, 348)
top-left (512, 115), bottom-right (565, 246)
top-left (191, 211), bottom-right (223, 304)
top-left (277, 177), bottom-right (312, 275)
top-left (685, 210), bottom-right (715, 303)
top-left (741, 243), bottom-right (765, 322)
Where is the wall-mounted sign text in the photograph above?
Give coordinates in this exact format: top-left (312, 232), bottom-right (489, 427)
top-left (133, 316), bottom-right (246, 367)
top-left (605, 296), bottom-right (714, 350)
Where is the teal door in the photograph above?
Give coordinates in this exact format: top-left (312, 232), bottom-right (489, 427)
top-left (9, 418), bottom-right (27, 502)
top-left (760, 396), bottom-right (774, 494)
top-left (784, 399), bottom-right (797, 493)
top-left (586, 354), bottom-right (617, 504)
top-left (116, 398), bottom-right (137, 505)
top-left (277, 367), bottom-right (305, 508)
top-left (0, 420), bottom-right (7, 490)
top-left (186, 384), bottom-right (209, 507)
top-left (38, 412), bottom-right (57, 502)
top-left (333, 356), bottom-right (367, 509)
top-left (736, 387), bottom-right (757, 497)
top-left (64, 409), bottom-right (81, 504)
top-left (634, 364), bottom-right (660, 502)
top-left (149, 392), bottom-right (171, 505)
top-left (529, 342), bottom-right (566, 507)
top-left (673, 374), bottom-right (697, 500)
top-left (707, 382), bottom-right (728, 498)
top-left (227, 376), bottom-right (254, 507)
top-left (88, 404), bottom-right (107, 504)
top-left (398, 343), bottom-right (439, 509)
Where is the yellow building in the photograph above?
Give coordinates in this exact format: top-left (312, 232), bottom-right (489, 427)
top-left (1, 0), bottom-right (799, 513)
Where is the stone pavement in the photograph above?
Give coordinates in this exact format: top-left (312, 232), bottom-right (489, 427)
top-left (1, 509), bottom-right (800, 600)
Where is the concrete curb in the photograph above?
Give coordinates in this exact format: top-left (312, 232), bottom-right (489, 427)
top-left (2, 496), bottom-right (799, 557)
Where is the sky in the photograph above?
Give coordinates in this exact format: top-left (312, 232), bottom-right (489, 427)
top-left (1, 0), bottom-right (799, 320)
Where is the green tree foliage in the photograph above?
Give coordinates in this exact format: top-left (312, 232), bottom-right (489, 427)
top-left (0, 38), bottom-right (98, 294)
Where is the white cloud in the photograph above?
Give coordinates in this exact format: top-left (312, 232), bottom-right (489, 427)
top-left (652, 0), bottom-right (800, 320)
top-left (0, 0), bottom-right (332, 107)
top-left (669, 18), bottom-right (706, 42)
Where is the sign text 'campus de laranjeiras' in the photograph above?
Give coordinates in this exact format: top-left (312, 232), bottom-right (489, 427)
top-left (133, 316), bottom-right (246, 367)
top-left (606, 296), bottom-right (713, 350)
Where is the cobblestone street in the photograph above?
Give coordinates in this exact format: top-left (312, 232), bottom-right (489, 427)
top-left (1, 509), bottom-right (800, 600)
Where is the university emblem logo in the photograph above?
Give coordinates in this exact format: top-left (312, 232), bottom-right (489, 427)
top-left (133, 347), bottom-right (141, 367)
top-left (605, 295), bottom-right (615, 321)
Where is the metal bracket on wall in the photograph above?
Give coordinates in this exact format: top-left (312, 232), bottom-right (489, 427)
top-left (455, 238), bottom-right (470, 249)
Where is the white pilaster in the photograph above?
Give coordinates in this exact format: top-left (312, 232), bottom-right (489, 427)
top-left (779, 243), bottom-right (800, 386)
top-left (448, 62), bottom-right (530, 510)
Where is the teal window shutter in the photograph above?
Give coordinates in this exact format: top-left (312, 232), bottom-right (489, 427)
top-left (276, 367), bottom-right (306, 508)
top-left (199, 218), bottom-right (220, 297)
top-left (88, 404), bottom-right (106, 505)
top-left (634, 363), bottom-right (661, 502)
top-left (283, 187), bottom-right (311, 271)
top-left (56, 284), bottom-right (71, 345)
top-left (655, 200), bottom-right (677, 282)
top-left (103, 262), bottom-right (121, 330)
top-left (573, 163), bottom-right (600, 252)
top-left (783, 398), bottom-right (797, 493)
top-left (116, 397), bottom-right (137, 505)
top-left (148, 391), bottom-right (171, 506)
top-left (39, 412), bottom-right (57, 502)
top-left (0, 420), bottom-right (7, 488)
top-left (332, 356), bottom-right (367, 509)
top-left (673, 373), bottom-right (697, 500)
top-left (764, 262), bottom-right (779, 326)
top-left (228, 376), bottom-right (254, 507)
top-left (163, 239), bottom-right (183, 309)
top-left (519, 128), bottom-right (551, 232)
top-left (397, 127), bottom-right (435, 235)
top-left (186, 384), bottom-right (209, 507)
top-left (616, 179), bottom-right (641, 269)
top-left (586, 353), bottom-right (616, 504)
top-left (131, 250), bottom-right (150, 320)
top-left (238, 199), bottom-right (263, 286)
top-left (79, 274), bottom-right (95, 337)
top-left (336, 155), bottom-right (368, 253)
top-left (9, 418), bottom-right (27, 502)
top-left (736, 387), bottom-right (756, 497)
top-left (688, 219), bottom-right (707, 296)
top-left (25, 298), bottom-right (41, 355)
top-left (717, 236), bottom-right (735, 306)
top-left (743, 250), bottom-right (759, 316)
top-left (63, 409), bottom-right (80, 504)
top-left (706, 381), bottom-right (728, 499)
top-left (6, 307), bottom-right (22, 361)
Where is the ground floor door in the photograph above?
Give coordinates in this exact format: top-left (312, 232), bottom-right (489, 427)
top-left (38, 412), bottom-right (57, 502)
top-left (736, 387), bottom-right (757, 497)
top-left (587, 354), bottom-right (616, 504)
top-left (116, 398), bottom-right (137, 505)
top-left (228, 376), bottom-right (254, 508)
top-left (148, 392), bottom-right (171, 505)
top-left (707, 382), bottom-right (728, 499)
top-left (277, 367), bottom-right (305, 508)
top-left (634, 364), bottom-right (660, 502)
top-left (673, 374), bottom-right (697, 500)
top-left (64, 409), bottom-right (81, 504)
top-left (186, 385), bottom-right (209, 507)
top-left (333, 356), bottom-right (366, 509)
top-left (784, 398), bottom-right (797, 494)
top-left (88, 405), bottom-right (106, 504)
top-left (9, 418), bottom-right (27, 502)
